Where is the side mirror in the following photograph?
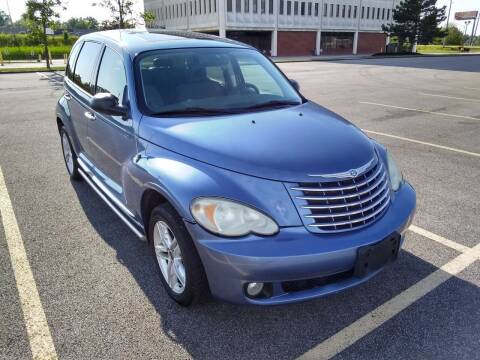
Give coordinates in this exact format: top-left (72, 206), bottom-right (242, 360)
top-left (90, 92), bottom-right (128, 117)
top-left (289, 79), bottom-right (300, 91)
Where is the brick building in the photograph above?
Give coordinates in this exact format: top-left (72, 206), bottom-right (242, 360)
top-left (144, 0), bottom-right (397, 56)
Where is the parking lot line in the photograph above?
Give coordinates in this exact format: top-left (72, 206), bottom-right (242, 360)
top-left (0, 166), bottom-right (58, 360)
top-left (362, 129), bottom-right (480, 158)
top-left (419, 92), bottom-right (480, 103)
top-left (36, 72), bottom-right (63, 84)
top-left (409, 225), bottom-right (471, 253)
top-left (300, 241), bottom-right (480, 360)
top-left (359, 101), bottom-right (480, 121)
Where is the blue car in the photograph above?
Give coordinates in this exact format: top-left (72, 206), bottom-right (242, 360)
top-left (56, 30), bottom-right (416, 306)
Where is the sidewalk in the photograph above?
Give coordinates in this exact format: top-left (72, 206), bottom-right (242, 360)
top-left (0, 59), bottom-right (66, 69)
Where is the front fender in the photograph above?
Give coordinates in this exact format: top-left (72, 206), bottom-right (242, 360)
top-left (124, 139), bottom-right (303, 227)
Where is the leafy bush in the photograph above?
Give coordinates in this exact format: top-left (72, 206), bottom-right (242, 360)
top-left (0, 45), bottom-right (72, 60)
top-left (0, 33), bottom-right (79, 47)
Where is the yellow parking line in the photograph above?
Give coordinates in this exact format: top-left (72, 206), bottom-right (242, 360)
top-left (0, 166), bottom-right (58, 360)
top-left (363, 129), bottom-right (480, 158)
top-left (359, 101), bottom-right (480, 121)
top-left (299, 242), bottom-right (480, 360)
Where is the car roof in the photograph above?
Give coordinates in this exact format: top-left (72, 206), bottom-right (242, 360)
top-left (78, 29), bottom-right (252, 57)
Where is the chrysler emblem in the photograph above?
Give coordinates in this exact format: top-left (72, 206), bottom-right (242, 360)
top-left (350, 170), bottom-right (358, 177)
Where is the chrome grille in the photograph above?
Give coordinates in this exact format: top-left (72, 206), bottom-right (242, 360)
top-left (287, 158), bottom-right (391, 233)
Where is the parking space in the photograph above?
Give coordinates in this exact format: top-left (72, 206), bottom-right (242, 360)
top-left (1, 55), bottom-right (479, 359)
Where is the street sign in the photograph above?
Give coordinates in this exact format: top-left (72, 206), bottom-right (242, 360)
top-left (454, 11), bottom-right (478, 21)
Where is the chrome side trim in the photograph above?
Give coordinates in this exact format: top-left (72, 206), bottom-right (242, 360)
top-left (308, 200), bottom-right (390, 228)
top-left (77, 157), bottom-right (135, 218)
top-left (78, 168), bottom-right (146, 241)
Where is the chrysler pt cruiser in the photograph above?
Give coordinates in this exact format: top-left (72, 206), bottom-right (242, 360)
top-left (56, 30), bottom-right (416, 306)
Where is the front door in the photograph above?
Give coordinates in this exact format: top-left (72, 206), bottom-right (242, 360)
top-left (87, 46), bottom-right (136, 203)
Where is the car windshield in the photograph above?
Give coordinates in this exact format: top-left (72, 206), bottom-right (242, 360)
top-left (137, 47), bottom-right (302, 116)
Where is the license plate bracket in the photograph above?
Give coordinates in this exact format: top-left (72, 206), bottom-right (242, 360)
top-left (354, 234), bottom-right (400, 277)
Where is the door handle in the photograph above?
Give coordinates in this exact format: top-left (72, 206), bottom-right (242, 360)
top-left (64, 93), bottom-right (71, 100)
top-left (84, 111), bottom-right (96, 120)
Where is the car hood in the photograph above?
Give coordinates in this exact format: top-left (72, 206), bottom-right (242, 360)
top-left (138, 102), bottom-right (376, 183)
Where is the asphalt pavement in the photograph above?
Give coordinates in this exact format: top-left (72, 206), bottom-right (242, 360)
top-left (0, 55), bottom-right (479, 359)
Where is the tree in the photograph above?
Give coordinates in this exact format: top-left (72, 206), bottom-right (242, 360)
top-left (65, 16), bottom-right (99, 31)
top-left (24, 0), bottom-right (64, 69)
top-left (444, 25), bottom-right (465, 45)
top-left (141, 10), bottom-right (156, 27)
top-left (382, 0), bottom-right (447, 51)
top-left (0, 9), bottom-right (10, 26)
top-left (92, 0), bottom-right (136, 29)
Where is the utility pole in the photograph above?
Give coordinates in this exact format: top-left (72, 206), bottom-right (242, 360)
top-left (5, 0), bottom-right (13, 24)
top-left (442, 0), bottom-right (453, 46)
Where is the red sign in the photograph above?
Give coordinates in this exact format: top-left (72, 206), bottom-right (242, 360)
top-left (454, 11), bottom-right (478, 20)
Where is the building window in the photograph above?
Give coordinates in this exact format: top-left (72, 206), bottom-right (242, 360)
top-left (308, 2), bottom-right (312, 16)
top-left (287, 0), bottom-right (291, 15)
top-left (315, 2), bottom-right (319, 16)
top-left (377, 7), bottom-right (380, 19)
top-left (245, 0), bottom-right (249, 12)
top-left (353, 5), bottom-right (357, 18)
top-left (198, 0), bottom-right (201, 14)
top-left (236, 0), bottom-right (241, 12)
top-left (361, 6), bottom-right (364, 18)
top-left (342, 5), bottom-right (345, 17)
top-left (227, 0), bottom-right (232, 12)
top-left (261, 0), bottom-right (266, 13)
top-left (330, 4), bottom-right (333, 17)
top-left (324, 3), bottom-right (327, 17)
top-left (269, 0), bottom-right (273, 14)
top-left (387, 9), bottom-right (390, 20)
top-left (253, 0), bottom-right (257, 13)
top-left (366, 7), bottom-right (369, 19)
top-left (301, 2), bottom-right (305, 16)
top-left (382, 8), bottom-right (385, 19)
top-left (294, 1), bottom-right (298, 15)
top-left (214, 0), bottom-right (216, 12)
top-left (336, 4), bottom-right (339, 17)
top-left (348, 5), bottom-right (351, 18)
top-left (280, 0), bottom-right (284, 14)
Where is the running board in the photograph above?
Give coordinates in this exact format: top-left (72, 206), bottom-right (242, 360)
top-left (78, 167), bottom-right (146, 241)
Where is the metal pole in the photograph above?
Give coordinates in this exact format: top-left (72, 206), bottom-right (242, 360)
top-left (5, 0), bottom-right (13, 24)
top-left (470, 16), bottom-right (477, 46)
top-left (442, 0), bottom-right (453, 46)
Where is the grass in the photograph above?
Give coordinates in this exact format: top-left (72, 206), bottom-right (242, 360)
top-left (0, 45), bottom-right (72, 61)
top-left (0, 66), bottom-right (65, 73)
top-left (417, 45), bottom-right (480, 54)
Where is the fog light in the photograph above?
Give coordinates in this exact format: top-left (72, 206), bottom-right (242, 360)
top-left (246, 282), bottom-right (264, 297)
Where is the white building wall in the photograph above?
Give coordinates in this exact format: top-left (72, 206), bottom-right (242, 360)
top-left (145, 0), bottom-right (399, 32)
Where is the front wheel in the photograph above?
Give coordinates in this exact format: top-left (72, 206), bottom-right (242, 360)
top-left (60, 127), bottom-right (81, 181)
top-left (149, 203), bottom-right (209, 306)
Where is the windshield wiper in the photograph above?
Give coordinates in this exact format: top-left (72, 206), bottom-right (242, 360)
top-left (150, 107), bottom-right (235, 116)
top-left (241, 100), bottom-right (301, 111)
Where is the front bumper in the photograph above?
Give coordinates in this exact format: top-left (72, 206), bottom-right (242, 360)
top-left (185, 182), bottom-right (416, 305)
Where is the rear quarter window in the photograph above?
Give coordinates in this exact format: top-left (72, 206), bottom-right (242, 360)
top-left (72, 41), bottom-right (102, 94)
top-left (65, 41), bottom-right (82, 81)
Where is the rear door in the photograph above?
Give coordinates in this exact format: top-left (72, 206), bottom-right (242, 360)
top-left (87, 46), bottom-right (136, 202)
top-left (64, 41), bottom-right (103, 160)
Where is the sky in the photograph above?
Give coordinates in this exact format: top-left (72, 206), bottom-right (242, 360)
top-left (0, 0), bottom-right (478, 35)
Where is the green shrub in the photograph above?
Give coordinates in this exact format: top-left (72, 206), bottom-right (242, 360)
top-left (0, 45), bottom-right (72, 60)
top-left (0, 33), bottom-right (79, 47)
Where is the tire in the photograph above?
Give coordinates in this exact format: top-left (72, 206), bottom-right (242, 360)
top-left (149, 203), bottom-right (209, 306)
top-left (60, 127), bottom-right (81, 181)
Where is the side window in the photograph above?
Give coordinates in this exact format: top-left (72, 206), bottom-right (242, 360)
top-left (65, 42), bottom-right (82, 80)
top-left (73, 41), bottom-right (102, 94)
top-left (95, 47), bottom-right (127, 103)
top-left (237, 56), bottom-right (282, 96)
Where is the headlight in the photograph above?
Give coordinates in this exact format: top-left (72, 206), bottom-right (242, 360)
top-left (190, 198), bottom-right (279, 237)
top-left (386, 152), bottom-right (403, 191)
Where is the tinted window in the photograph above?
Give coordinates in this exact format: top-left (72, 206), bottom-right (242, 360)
top-left (137, 48), bottom-right (301, 116)
top-left (96, 47), bottom-right (127, 103)
top-left (65, 42), bottom-right (82, 80)
top-left (73, 41), bottom-right (102, 94)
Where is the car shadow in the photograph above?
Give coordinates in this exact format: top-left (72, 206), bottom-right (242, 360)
top-left (71, 179), bottom-right (479, 359)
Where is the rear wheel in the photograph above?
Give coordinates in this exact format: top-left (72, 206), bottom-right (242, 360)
top-left (60, 127), bottom-right (81, 181)
top-left (149, 203), bottom-right (209, 306)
